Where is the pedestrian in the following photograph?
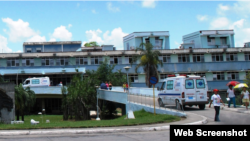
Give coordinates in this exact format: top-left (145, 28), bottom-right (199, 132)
top-left (126, 82), bottom-right (129, 92)
top-left (123, 82), bottom-right (126, 92)
top-left (227, 85), bottom-right (236, 108)
top-left (58, 82), bottom-right (63, 86)
top-left (109, 81), bottom-right (112, 90)
top-left (105, 81), bottom-right (109, 90)
top-left (100, 82), bottom-right (107, 90)
top-left (209, 89), bottom-right (225, 122)
top-left (241, 87), bottom-right (250, 110)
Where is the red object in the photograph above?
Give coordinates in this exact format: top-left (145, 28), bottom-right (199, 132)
top-left (213, 89), bottom-right (219, 92)
top-left (60, 82), bottom-right (62, 83)
top-left (179, 74), bottom-right (187, 76)
top-left (126, 84), bottom-right (129, 88)
top-left (182, 92), bottom-right (185, 98)
top-left (226, 81), bottom-right (240, 86)
top-left (167, 75), bottom-right (175, 77)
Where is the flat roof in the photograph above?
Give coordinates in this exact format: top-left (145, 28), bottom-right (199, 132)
top-left (123, 31), bottom-right (169, 38)
top-left (23, 41), bottom-right (82, 45)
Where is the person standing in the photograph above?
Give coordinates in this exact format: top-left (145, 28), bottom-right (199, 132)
top-left (209, 89), bottom-right (225, 122)
top-left (100, 82), bottom-right (107, 90)
top-left (123, 82), bottom-right (126, 92)
top-left (241, 87), bottom-right (250, 110)
top-left (105, 81), bottom-right (109, 90)
top-left (109, 81), bottom-right (112, 90)
top-left (227, 85), bottom-right (236, 108)
top-left (126, 82), bottom-right (129, 92)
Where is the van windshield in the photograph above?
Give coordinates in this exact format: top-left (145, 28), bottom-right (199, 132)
top-left (196, 79), bottom-right (205, 89)
top-left (185, 79), bottom-right (194, 89)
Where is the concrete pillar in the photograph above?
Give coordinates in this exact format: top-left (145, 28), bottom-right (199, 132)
top-left (122, 104), bottom-right (126, 116)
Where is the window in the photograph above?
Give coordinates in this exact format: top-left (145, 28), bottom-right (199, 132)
top-left (56, 57), bottom-right (69, 66)
top-left (185, 80), bottom-right (194, 89)
top-left (207, 37), bottom-right (215, 46)
top-left (76, 57), bottom-right (88, 65)
top-left (194, 73), bottom-right (205, 77)
top-left (193, 54), bottom-right (204, 62)
top-left (36, 48), bottom-right (41, 53)
top-left (22, 58), bottom-right (34, 66)
top-left (155, 37), bottom-right (162, 49)
top-left (213, 72), bottom-right (225, 80)
top-left (160, 74), bottom-right (168, 80)
top-left (178, 54), bottom-right (190, 63)
top-left (145, 38), bottom-right (150, 44)
top-left (126, 43), bottom-right (129, 50)
top-left (159, 55), bottom-right (171, 63)
top-left (42, 58), bottom-right (54, 66)
top-left (7, 58), bottom-right (19, 67)
top-left (110, 56), bottom-right (122, 64)
top-left (125, 56), bottom-right (132, 64)
top-left (196, 79), bottom-right (205, 89)
top-left (212, 54), bottom-right (223, 62)
top-left (220, 37), bottom-right (227, 45)
top-left (227, 72), bottom-right (239, 80)
top-left (32, 79), bottom-right (40, 84)
top-left (226, 53), bottom-right (238, 61)
top-left (91, 56), bottom-right (102, 65)
top-left (129, 75), bottom-right (138, 82)
top-left (167, 80), bottom-right (173, 90)
top-left (26, 48), bottom-right (32, 53)
top-left (245, 53), bottom-right (250, 61)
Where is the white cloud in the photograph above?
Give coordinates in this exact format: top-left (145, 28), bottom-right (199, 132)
top-left (107, 2), bottom-right (120, 12)
top-left (142, 0), bottom-right (156, 8)
top-left (26, 35), bottom-right (46, 42)
top-left (2, 18), bottom-right (38, 42)
top-left (92, 9), bottom-right (97, 14)
top-left (217, 4), bottom-right (230, 15)
top-left (0, 35), bottom-right (12, 53)
top-left (210, 17), bottom-right (230, 29)
top-left (49, 38), bottom-right (56, 42)
top-left (229, 19), bottom-right (245, 29)
top-left (84, 27), bottom-right (128, 50)
top-left (174, 41), bottom-right (179, 46)
top-left (77, 3), bottom-right (80, 7)
top-left (68, 24), bottom-right (72, 28)
top-left (50, 26), bottom-right (72, 41)
top-left (16, 50), bottom-right (22, 53)
top-left (197, 15), bottom-right (208, 21)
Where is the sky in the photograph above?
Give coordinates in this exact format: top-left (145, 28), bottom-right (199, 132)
top-left (0, 0), bottom-right (250, 53)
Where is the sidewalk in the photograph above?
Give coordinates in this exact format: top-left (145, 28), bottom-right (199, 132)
top-left (206, 104), bottom-right (250, 114)
top-left (0, 112), bottom-right (207, 136)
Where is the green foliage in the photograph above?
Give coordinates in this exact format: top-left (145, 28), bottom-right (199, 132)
top-left (131, 43), bottom-right (163, 88)
top-left (62, 60), bottom-right (126, 120)
top-left (15, 84), bottom-right (36, 121)
top-left (84, 41), bottom-right (100, 47)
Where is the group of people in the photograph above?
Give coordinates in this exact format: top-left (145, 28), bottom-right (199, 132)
top-left (100, 81), bottom-right (112, 90)
top-left (123, 82), bottom-right (129, 92)
top-left (209, 85), bottom-right (250, 122)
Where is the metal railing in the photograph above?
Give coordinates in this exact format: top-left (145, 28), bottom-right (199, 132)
top-left (127, 92), bottom-right (185, 113)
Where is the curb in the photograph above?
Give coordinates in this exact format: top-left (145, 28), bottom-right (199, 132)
top-left (0, 113), bottom-right (207, 136)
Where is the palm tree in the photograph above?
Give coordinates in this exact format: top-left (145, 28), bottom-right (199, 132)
top-left (15, 84), bottom-right (36, 121)
top-left (131, 43), bottom-right (163, 88)
top-left (84, 41), bottom-right (100, 47)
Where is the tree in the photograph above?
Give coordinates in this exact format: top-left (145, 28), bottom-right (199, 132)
top-left (131, 43), bottom-right (163, 88)
top-left (15, 84), bottom-right (36, 121)
top-left (84, 41), bottom-right (100, 47)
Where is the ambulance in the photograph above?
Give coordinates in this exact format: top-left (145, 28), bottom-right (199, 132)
top-left (22, 77), bottom-right (50, 87)
top-left (157, 74), bottom-right (209, 110)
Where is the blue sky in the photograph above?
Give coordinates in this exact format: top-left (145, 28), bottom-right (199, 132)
top-left (0, 0), bottom-right (250, 52)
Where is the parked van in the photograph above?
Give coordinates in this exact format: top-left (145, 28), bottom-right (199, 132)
top-left (157, 74), bottom-right (209, 110)
top-left (23, 77), bottom-right (50, 87)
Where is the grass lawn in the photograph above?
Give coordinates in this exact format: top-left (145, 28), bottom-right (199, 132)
top-left (0, 109), bottom-right (181, 130)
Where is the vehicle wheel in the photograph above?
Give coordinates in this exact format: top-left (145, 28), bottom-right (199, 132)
top-left (189, 105), bottom-right (193, 107)
top-left (198, 104), bottom-right (205, 110)
top-left (158, 99), bottom-right (164, 107)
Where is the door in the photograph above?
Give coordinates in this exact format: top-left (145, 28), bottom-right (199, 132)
top-left (195, 79), bottom-right (207, 102)
top-left (184, 79), bottom-right (196, 102)
top-left (23, 80), bottom-right (31, 87)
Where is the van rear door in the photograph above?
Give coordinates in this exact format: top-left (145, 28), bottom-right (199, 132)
top-left (195, 78), bottom-right (207, 102)
top-left (184, 78), bottom-right (196, 102)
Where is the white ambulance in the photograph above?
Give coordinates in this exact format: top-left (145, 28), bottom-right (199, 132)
top-left (22, 77), bottom-right (50, 87)
top-left (157, 74), bottom-right (209, 110)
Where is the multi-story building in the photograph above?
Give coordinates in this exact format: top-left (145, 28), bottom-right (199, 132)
top-left (123, 31), bottom-right (170, 50)
top-left (2, 29), bottom-right (249, 114)
top-left (244, 42), bottom-right (250, 48)
top-left (180, 30), bottom-right (235, 49)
